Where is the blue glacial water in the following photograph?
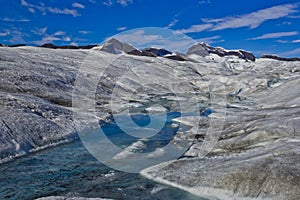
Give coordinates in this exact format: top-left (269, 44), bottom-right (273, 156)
top-left (101, 112), bottom-right (182, 152)
top-left (0, 112), bottom-right (208, 200)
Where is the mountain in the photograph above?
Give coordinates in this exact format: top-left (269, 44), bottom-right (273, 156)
top-left (127, 49), bottom-right (157, 57)
top-left (142, 48), bottom-right (172, 57)
top-left (4, 38), bottom-right (300, 63)
top-left (93, 38), bottom-right (256, 62)
top-left (39, 43), bottom-right (98, 49)
top-left (187, 42), bottom-right (256, 61)
top-left (92, 38), bottom-right (137, 54)
top-left (2, 39), bottom-right (300, 63)
top-left (127, 47), bottom-right (188, 61)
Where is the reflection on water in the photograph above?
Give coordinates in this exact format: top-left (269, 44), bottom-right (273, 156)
top-left (102, 112), bottom-right (181, 151)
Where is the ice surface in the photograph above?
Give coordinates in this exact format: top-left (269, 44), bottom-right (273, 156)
top-left (0, 46), bottom-right (299, 199)
top-left (140, 58), bottom-right (300, 199)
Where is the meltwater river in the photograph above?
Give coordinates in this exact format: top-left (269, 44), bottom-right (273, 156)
top-left (0, 112), bottom-right (207, 200)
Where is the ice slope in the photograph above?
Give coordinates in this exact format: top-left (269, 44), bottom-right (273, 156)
top-left (0, 47), bottom-right (86, 162)
top-left (0, 46), bottom-right (299, 199)
top-left (141, 57), bottom-right (300, 199)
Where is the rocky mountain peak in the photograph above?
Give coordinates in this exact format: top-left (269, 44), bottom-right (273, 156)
top-left (187, 42), bottom-right (256, 61)
top-left (93, 38), bottom-right (137, 54)
top-left (142, 48), bottom-right (172, 57)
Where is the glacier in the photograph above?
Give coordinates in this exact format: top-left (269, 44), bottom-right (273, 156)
top-left (0, 42), bottom-right (299, 199)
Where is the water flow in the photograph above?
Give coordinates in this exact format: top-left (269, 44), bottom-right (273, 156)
top-left (0, 112), bottom-right (207, 200)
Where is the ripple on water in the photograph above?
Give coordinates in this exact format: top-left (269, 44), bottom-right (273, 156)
top-left (0, 113), bottom-right (207, 200)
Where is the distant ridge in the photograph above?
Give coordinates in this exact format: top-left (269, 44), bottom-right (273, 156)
top-left (1, 39), bottom-right (300, 62)
top-left (186, 42), bottom-right (256, 61)
top-left (262, 54), bottom-right (300, 62)
top-left (39, 43), bottom-right (98, 49)
top-left (93, 38), bottom-right (255, 62)
top-left (0, 44), bottom-right (26, 47)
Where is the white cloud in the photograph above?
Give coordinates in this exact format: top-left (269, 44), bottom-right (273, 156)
top-left (33, 36), bottom-right (61, 45)
top-left (103, 0), bottom-right (113, 7)
top-left (277, 21), bottom-right (292, 26)
top-left (112, 29), bottom-right (195, 52)
top-left (117, 27), bottom-right (127, 31)
top-left (276, 40), bottom-right (289, 43)
top-left (292, 39), bottom-right (300, 43)
top-left (166, 19), bottom-right (179, 29)
top-left (20, 0), bottom-right (29, 6)
top-left (196, 35), bottom-right (221, 44)
top-left (8, 30), bottom-right (26, 44)
top-left (288, 15), bottom-right (300, 18)
top-left (0, 28), bottom-right (27, 43)
top-left (117, 0), bottom-right (133, 6)
top-left (199, 0), bottom-right (211, 4)
top-left (208, 4), bottom-right (298, 31)
top-left (2, 17), bottom-right (30, 22)
top-left (28, 7), bottom-right (35, 13)
top-left (180, 3), bottom-right (298, 33)
top-left (103, 0), bottom-right (133, 7)
top-left (70, 42), bottom-right (78, 46)
top-left (114, 30), bottom-right (162, 45)
top-left (54, 31), bottom-right (66, 36)
top-left (31, 29), bottom-right (72, 45)
top-left (0, 30), bottom-right (10, 37)
top-left (21, 0), bottom-right (80, 17)
top-left (249, 31), bottom-right (298, 40)
top-left (32, 27), bottom-right (47, 35)
top-left (48, 7), bottom-right (80, 17)
top-left (63, 36), bottom-right (71, 41)
top-left (21, 0), bottom-right (46, 15)
top-left (280, 48), bottom-right (300, 57)
top-left (178, 24), bottom-right (213, 33)
top-left (79, 30), bottom-right (90, 34)
top-left (72, 3), bottom-right (85, 9)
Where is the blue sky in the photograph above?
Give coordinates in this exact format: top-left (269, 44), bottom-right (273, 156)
top-left (0, 0), bottom-right (300, 57)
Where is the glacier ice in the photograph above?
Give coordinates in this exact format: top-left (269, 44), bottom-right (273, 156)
top-left (0, 45), bottom-right (299, 199)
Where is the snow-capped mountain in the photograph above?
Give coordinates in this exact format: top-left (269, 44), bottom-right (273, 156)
top-left (92, 38), bottom-right (137, 54)
top-left (187, 42), bottom-right (256, 61)
top-left (91, 38), bottom-right (257, 63)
